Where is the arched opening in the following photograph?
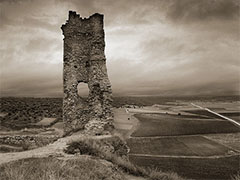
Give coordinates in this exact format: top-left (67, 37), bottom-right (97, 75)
top-left (77, 83), bottom-right (89, 97)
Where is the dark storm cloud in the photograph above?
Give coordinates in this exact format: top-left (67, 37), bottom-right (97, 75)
top-left (64, 0), bottom-right (161, 25)
top-left (0, 0), bottom-right (239, 97)
top-left (166, 0), bottom-right (240, 22)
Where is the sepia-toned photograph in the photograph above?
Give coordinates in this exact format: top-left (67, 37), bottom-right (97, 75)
top-left (0, 0), bottom-right (239, 179)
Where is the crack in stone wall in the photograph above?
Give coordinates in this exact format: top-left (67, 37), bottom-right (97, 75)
top-left (61, 11), bottom-right (114, 135)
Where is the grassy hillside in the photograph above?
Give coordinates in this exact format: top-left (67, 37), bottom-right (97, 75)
top-left (0, 136), bottom-right (186, 180)
top-left (0, 157), bottom-right (124, 180)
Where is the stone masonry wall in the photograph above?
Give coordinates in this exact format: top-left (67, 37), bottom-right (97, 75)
top-left (61, 11), bottom-right (114, 135)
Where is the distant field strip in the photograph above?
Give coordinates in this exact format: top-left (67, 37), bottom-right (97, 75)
top-left (191, 103), bottom-right (240, 128)
top-left (129, 154), bottom-right (240, 180)
top-left (132, 113), bottom-right (240, 137)
top-left (127, 136), bottom-right (234, 156)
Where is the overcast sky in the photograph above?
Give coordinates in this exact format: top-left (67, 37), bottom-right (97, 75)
top-left (0, 0), bottom-right (239, 97)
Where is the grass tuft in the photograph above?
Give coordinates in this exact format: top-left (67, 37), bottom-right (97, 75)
top-left (64, 136), bottom-right (186, 180)
top-left (231, 173), bottom-right (240, 180)
top-left (0, 157), bottom-right (124, 180)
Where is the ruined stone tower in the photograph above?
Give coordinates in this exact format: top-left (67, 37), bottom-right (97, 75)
top-left (61, 11), bottom-right (113, 134)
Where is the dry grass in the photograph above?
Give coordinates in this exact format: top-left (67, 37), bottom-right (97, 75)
top-left (0, 157), bottom-right (124, 180)
top-left (65, 136), bottom-right (186, 180)
top-left (0, 136), bottom-right (186, 180)
top-left (231, 173), bottom-right (240, 180)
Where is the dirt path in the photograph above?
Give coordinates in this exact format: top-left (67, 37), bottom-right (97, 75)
top-left (0, 108), bottom-right (140, 166)
top-left (0, 132), bottom-right (147, 180)
top-left (0, 134), bottom-right (112, 165)
top-left (113, 108), bottom-right (140, 139)
top-left (191, 103), bottom-right (240, 127)
top-left (0, 109), bottom-right (147, 179)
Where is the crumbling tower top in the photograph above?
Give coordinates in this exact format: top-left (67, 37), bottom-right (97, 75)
top-left (62, 11), bottom-right (104, 35)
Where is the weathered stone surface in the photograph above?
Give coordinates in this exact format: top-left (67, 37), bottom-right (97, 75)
top-left (61, 11), bottom-right (114, 135)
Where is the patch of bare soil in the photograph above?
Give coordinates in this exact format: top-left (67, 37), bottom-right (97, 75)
top-left (113, 108), bottom-right (139, 139)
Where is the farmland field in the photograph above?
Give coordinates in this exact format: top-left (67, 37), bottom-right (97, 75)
top-left (204, 133), bottom-right (240, 151)
top-left (184, 110), bottom-right (240, 122)
top-left (129, 154), bottom-right (240, 180)
top-left (127, 136), bottom-right (235, 156)
top-left (132, 113), bottom-right (240, 137)
top-left (125, 97), bottom-right (240, 179)
top-left (183, 109), bottom-right (222, 119)
top-left (219, 112), bottom-right (240, 122)
top-left (1, 96), bottom-right (240, 179)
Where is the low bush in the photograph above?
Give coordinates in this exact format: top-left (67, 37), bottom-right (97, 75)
top-left (64, 136), bottom-right (128, 157)
top-left (64, 141), bottom-right (98, 156)
top-left (64, 136), bottom-right (185, 180)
